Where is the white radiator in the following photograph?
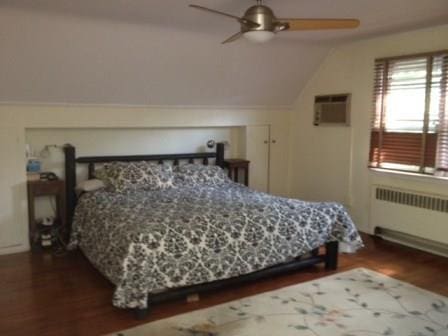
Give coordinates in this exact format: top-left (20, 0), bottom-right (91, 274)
top-left (370, 185), bottom-right (448, 254)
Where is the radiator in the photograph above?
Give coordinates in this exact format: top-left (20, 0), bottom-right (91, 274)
top-left (370, 185), bottom-right (448, 253)
top-left (375, 187), bottom-right (448, 213)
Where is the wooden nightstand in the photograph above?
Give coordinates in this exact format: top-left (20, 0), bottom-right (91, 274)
top-left (27, 179), bottom-right (66, 248)
top-left (223, 159), bottom-right (250, 186)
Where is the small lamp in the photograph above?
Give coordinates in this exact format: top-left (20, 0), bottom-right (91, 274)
top-left (206, 140), bottom-right (230, 149)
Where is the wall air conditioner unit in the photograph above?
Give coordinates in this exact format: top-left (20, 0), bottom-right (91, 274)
top-left (314, 94), bottom-right (351, 126)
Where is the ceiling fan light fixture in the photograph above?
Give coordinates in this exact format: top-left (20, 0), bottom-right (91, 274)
top-left (243, 31), bottom-right (275, 43)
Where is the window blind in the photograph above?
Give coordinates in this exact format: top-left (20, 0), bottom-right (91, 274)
top-left (369, 51), bottom-right (448, 176)
top-left (436, 55), bottom-right (448, 174)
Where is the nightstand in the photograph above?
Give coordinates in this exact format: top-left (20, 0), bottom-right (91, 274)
top-left (223, 159), bottom-right (250, 186)
top-left (27, 179), bottom-right (66, 248)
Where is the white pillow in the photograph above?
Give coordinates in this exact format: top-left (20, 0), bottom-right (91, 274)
top-left (76, 179), bottom-right (105, 192)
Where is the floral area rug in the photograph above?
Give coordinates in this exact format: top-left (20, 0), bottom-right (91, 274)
top-left (114, 268), bottom-right (448, 336)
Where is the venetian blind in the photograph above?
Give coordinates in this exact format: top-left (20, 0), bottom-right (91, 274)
top-left (369, 51), bottom-right (448, 175)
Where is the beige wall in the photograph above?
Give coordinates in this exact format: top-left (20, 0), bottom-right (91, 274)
top-left (289, 24), bottom-right (448, 233)
top-left (0, 105), bottom-right (291, 254)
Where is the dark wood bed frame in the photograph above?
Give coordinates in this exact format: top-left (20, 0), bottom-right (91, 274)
top-left (63, 143), bottom-right (338, 320)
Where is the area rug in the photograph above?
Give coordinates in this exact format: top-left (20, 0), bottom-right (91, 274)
top-left (114, 268), bottom-right (448, 336)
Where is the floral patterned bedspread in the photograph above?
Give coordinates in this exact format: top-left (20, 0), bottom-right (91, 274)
top-left (69, 182), bottom-right (363, 309)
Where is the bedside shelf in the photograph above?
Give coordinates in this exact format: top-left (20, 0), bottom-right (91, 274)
top-left (27, 180), bottom-right (66, 249)
top-left (223, 159), bottom-right (250, 186)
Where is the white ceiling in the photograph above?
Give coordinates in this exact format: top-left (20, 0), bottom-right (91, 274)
top-left (1, 0), bottom-right (447, 106)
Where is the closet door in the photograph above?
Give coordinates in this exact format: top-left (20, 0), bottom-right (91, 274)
top-left (245, 125), bottom-right (270, 193)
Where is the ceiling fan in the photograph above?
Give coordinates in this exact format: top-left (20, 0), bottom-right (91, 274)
top-left (189, 0), bottom-right (360, 44)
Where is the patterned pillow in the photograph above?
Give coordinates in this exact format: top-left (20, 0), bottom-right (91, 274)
top-left (174, 164), bottom-right (230, 187)
top-left (96, 161), bottom-right (174, 193)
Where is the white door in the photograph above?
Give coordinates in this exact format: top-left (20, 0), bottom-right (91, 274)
top-left (245, 125), bottom-right (270, 193)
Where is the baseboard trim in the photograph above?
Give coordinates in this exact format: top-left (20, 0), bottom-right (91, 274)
top-left (375, 227), bottom-right (448, 258)
top-left (0, 243), bottom-right (29, 255)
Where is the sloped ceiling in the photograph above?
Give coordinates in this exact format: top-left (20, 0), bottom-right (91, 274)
top-left (1, 0), bottom-right (447, 107)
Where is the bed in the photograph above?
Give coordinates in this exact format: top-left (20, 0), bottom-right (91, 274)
top-left (63, 143), bottom-right (363, 319)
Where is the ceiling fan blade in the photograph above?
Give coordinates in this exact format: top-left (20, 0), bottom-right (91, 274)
top-left (222, 32), bottom-right (243, 44)
top-left (189, 4), bottom-right (260, 28)
top-left (280, 18), bottom-right (360, 31)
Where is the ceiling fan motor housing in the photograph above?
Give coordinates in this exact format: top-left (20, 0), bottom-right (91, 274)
top-left (242, 5), bottom-right (278, 33)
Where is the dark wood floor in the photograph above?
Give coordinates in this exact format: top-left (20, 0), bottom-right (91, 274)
top-left (1, 234), bottom-right (448, 336)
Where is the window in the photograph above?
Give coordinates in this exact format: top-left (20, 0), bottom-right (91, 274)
top-left (369, 51), bottom-right (448, 177)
